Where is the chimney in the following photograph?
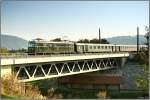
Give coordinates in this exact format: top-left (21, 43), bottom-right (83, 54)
top-left (137, 27), bottom-right (139, 53)
top-left (99, 28), bottom-right (101, 43)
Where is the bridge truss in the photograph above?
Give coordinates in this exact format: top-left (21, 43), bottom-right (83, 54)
top-left (13, 58), bottom-right (119, 82)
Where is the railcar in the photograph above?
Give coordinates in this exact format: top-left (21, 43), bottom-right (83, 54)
top-left (116, 45), bottom-right (137, 52)
top-left (76, 43), bottom-right (114, 53)
top-left (28, 40), bottom-right (75, 55)
top-left (139, 45), bottom-right (148, 51)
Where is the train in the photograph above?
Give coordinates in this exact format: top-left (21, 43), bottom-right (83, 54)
top-left (28, 40), bottom-right (147, 55)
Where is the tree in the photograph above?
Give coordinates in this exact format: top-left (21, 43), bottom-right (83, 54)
top-left (145, 26), bottom-right (149, 46)
top-left (77, 38), bottom-right (109, 44)
top-left (101, 39), bottom-right (110, 44)
top-left (0, 47), bottom-right (9, 53)
top-left (90, 38), bottom-right (100, 43)
top-left (77, 39), bottom-right (90, 43)
top-left (135, 26), bottom-right (149, 91)
top-left (52, 38), bottom-right (62, 42)
top-left (34, 38), bottom-right (44, 41)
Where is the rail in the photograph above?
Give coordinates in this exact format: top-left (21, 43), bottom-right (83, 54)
top-left (0, 52), bottom-right (130, 59)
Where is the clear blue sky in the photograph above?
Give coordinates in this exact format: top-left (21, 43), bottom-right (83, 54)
top-left (1, 1), bottom-right (149, 41)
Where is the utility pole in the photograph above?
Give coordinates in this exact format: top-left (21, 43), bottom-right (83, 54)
top-left (99, 27), bottom-right (101, 43)
top-left (145, 26), bottom-right (149, 55)
top-left (137, 26), bottom-right (139, 53)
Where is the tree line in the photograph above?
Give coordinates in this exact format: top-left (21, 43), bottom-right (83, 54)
top-left (52, 38), bottom-right (109, 44)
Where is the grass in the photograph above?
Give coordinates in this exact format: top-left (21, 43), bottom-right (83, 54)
top-left (25, 79), bottom-right (149, 99)
top-left (1, 94), bottom-right (17, 99)
top-left (55, 87), bottom-right (100, 99)
top-left (108, 90), bottom-right (148, 99)
top-left (55, 86), bottom-right (149, 99)
top-left (1, 75), bottom-right (46, 99)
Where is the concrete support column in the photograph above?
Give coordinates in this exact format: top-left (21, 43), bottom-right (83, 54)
top-left (121, 57), bottom-right (127, 67)
top-left (1, 65), bottom-right (12, 77)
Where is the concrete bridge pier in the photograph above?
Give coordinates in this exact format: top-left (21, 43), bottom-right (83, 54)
top-left (1, 65), bottom-right (12, 78)
top-left (121, 57), bottom-right (127, 67)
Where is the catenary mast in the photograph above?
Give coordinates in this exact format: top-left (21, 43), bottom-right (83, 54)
top-left (137, 26), bottom-right (139, 53)
top-left (99, 27), bottom-right (101, 43)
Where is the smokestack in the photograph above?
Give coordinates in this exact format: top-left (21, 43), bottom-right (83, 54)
top-left (99, 28), bottom-right (101, 43)
top-left (137, 26), bottom-right (139, 53)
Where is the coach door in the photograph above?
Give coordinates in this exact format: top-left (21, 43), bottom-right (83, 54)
top-left (85, 45), bottom-right (88, 52)
top-left (119, 46), bottom-right (121, 52)
top-left (112, 46), bottom-right (114, 52)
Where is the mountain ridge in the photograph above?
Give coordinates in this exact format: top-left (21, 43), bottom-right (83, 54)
top-left (1, 34), bottom-right (28, 50)
top-left (107, 35), bottom-right (146, 45)
top-left (1, 34), bottom-right (147, 50)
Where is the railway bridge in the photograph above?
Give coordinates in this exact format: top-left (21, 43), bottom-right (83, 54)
top-left (1, 53), bottom-right (129, 82)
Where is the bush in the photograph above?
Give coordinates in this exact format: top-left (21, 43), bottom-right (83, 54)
top-left (1, 75), bottom-right (46, 99)
top-left (133, 52), bottom-right (148, 64)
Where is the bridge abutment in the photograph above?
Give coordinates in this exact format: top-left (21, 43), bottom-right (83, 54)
top-left (1, 65), bottom-right (12, 78)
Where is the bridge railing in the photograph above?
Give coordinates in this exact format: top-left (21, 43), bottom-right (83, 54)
top-left (0, 52), bottom-right (129, 58)
top-left (0, 53), bottom-right (28, 58)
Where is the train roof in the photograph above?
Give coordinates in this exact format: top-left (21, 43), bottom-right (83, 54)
top-left (76, 43), bottom-right (115, 46)
top-left (76, 43), bottom-right (147, 47)
top-left (116, 44), bottom-right (147, 47)
top-left (29, 40), bottom-right (147, 47)
top-left (29, 40), bottom-right (74, 44)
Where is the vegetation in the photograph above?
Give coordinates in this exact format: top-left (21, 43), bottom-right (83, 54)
top-left (134, 52), bottom-right (148, 64)
top-left (50, 37), bottom-right (110, 44)
top-left (52, 38), bottom-right (62, 42)
top-left (107, 90), bottom-right (148, 99)
top-left (134, 52), bottom-right (149, 90)
top-left (29, 79), bottom-right (63, 99)
top-left (9, 48), bottom-right (27, 53)
top-left (77, 38), bottom-right (109, 44)
top-left (144, 26), bottom-right (149, 46)
top-left (0, 47), bottom-right (9, 53)
top-left (54, 86), bottom-right (148, 99)
top-left (77, 38), bottom-right (90, 43)
top-left (1, 75), bottom-right (46, 99)
top-left (134, 27), bottom-right (149, 91)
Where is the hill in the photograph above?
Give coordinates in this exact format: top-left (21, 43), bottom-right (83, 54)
top-left (1, 34), bottom-right (147, 50)
top-left (107, 35), bottom-right (147, 45)
top-left (1, 34), bottom-right (28, 50)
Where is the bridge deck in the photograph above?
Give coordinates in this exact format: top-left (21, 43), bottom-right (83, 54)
top-left (1, 53), bottom-right (129, 66)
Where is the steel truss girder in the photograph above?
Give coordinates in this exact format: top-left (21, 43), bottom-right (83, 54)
top-left (13, 58), bottom-right (118, 82)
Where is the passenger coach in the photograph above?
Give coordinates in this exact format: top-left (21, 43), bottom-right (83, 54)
top-left (76, 43), bottom-right (115, 53)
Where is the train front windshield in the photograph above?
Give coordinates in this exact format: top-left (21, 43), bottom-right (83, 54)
top-left (28, 41), bottom-right (36, 47)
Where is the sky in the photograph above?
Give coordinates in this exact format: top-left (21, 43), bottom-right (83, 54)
top-left (1, 1), bottom-right (149, 41)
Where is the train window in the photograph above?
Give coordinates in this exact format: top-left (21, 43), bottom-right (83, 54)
top-left (105, 46), bottom-right (107, 49)
top-left (49, 44), bottom-right (52, 47)
top-left (94, 46), bottom-right (96, 49)
top-left (101, 46), bottom-right (104, 49)
top-left (89, 46), bottom-right (92, 49)
top-left (78, 46), bottom-right (80, 49)
top-left (44, 44), bottom-right (48, 47)
top-left (98, 46), bottom-right (100, 49)
top-left (37, 43), bottom-right (43, 46)
top-left (28, 42), bottom-right (35, 47)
